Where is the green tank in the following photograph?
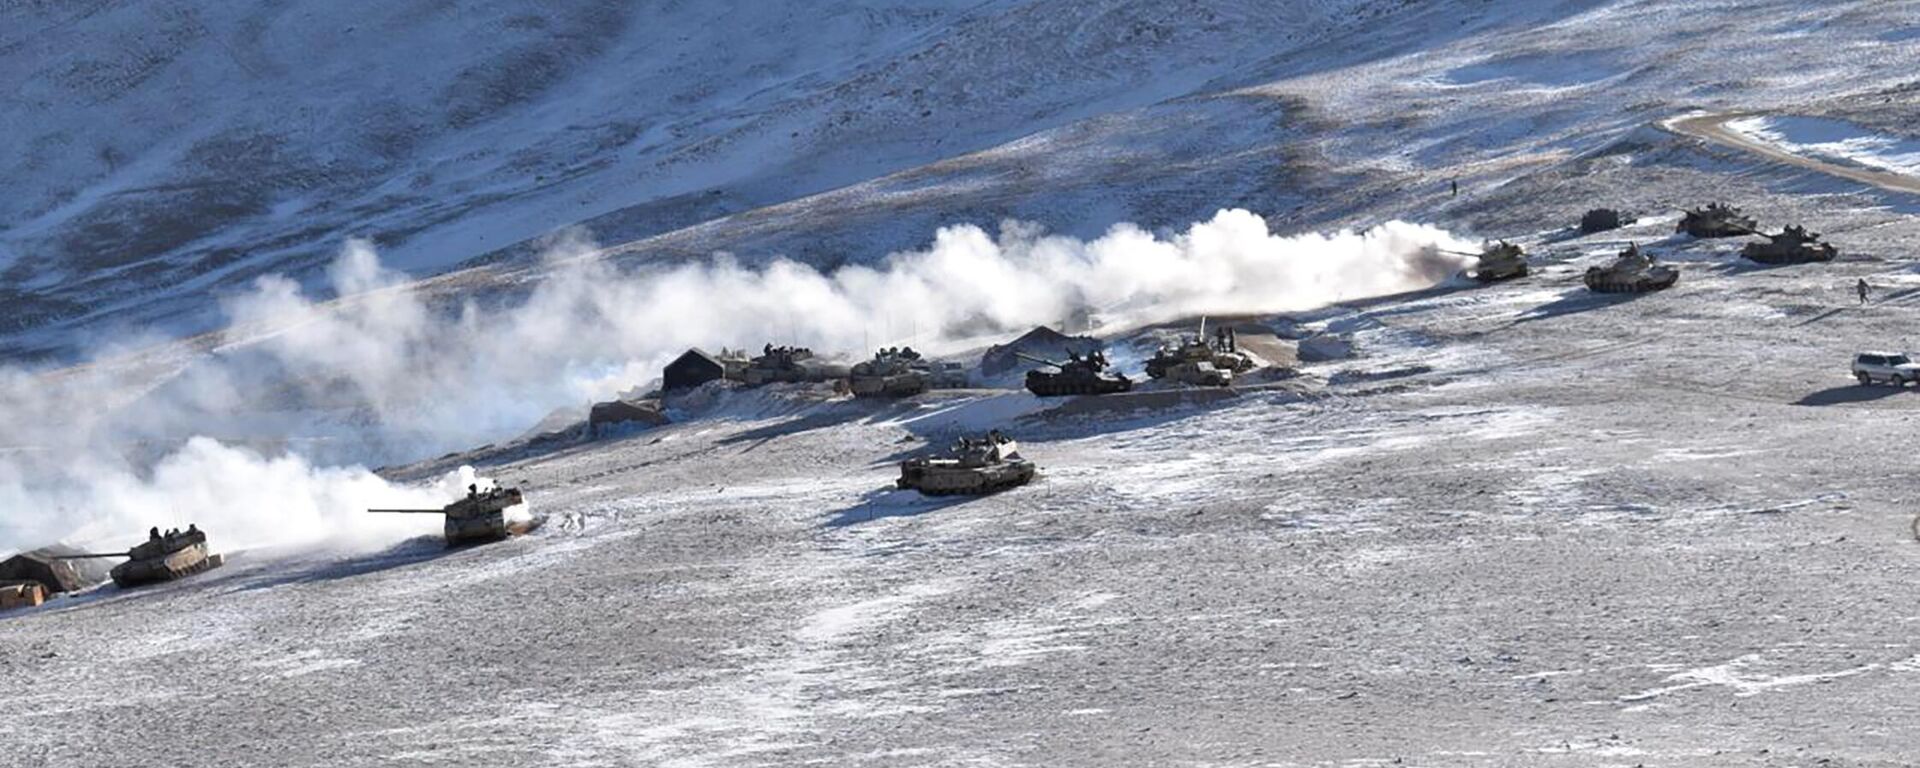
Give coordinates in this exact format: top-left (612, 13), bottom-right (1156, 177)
top-left (1017, 350), bottom-right (1132, 396)
top-left (1579, 208), bottom-right (1633, 234)
top-left (897, 431), bottom-right (1036, 496)
top-left (741, 345), bottom-right (817, 386)
top-left (1145, 319), bottom-right (1252, 387)
top-left (1741, 225), bottom-right (1837, 265)
top-left (369, 485), bottom-right (538, 546)
top-left (1584, 243), bottom-right (1678, 293)
top-left (1677, 203), bottom-right (1758, 238)
top-left (850, 347), bottom-right (931, 398)
top-left (1446, 240), bottom-right (1529, 282)
top-left (58, 526), bottom-right (225, 589)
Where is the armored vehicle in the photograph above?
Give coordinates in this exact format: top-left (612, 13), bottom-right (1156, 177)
top-left (1741, 225), bottom-right (1838, 265)
top-left (1579, 208), bottom-right (1633, 234)
top-left (1677, 203), bottom-right (1758, 238)
top-left (741, 345), bottom-right (817, 386)
top-left (897, 431), bottom-right (1036, 496)
top-left (1017, 350), bottom-right (1131, 396)
top-left (1145, 319), bottom-right (1254, 387)
top-left (370, 485), bottom-right (539, 546)
top-left (1447, 240), bottom-right (1528, 282)
top-left (850, 347), bottom-right (931, 398)
top-left (58, 526), bottom-right (225, 589)
top-left (1584, 243), bottom-right (1679, 293)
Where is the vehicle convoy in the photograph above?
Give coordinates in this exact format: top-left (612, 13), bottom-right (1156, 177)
top-left (1852, 351), bottom-right (1920, 386)
top-left (1677, 203), bottom-right (1758, 238)
top-left (1740, 224), bottom-right (1838, 265)
top-left (897, 431), bottom-right (1036, 496)
top-left (1583, 243), bottom-right (1679, 293)
top-left (57, 526), bottom-right (225, 588)
top-left (1017, 350), bottom-right (1132, 396)
top-left (850, 347), bottom-right (931, 398)
top-left (1145, 319), bottom-right (1254, 387)
top-left (369, 485), bottom-right (540, 546)
top-left (1446, 240), bottom-right (1529, 282)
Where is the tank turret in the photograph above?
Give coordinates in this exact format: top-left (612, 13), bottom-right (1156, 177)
top-left (57, 525), bottom-right (225, 589)
top-left (1741, 224), bottom-right (1838, 265)
top-left (369, 485), bottom-right (539, 546)
top-left (896, 431), bottom-right (1036, 496)
top-left (1677, 203), bottom-right (1758, 238)
top-left (1583, 243), bottom-right (1679, 293)
top-left (1016, 350), bottom-right (1132, 396)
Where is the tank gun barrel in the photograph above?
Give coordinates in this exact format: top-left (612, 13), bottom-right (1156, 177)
top-left (366, 508), bottom-right (448, 514)
top-left (54, 552), bottom-right (128, 559)
top-left (1013, 351), bottom-right (1065, 367)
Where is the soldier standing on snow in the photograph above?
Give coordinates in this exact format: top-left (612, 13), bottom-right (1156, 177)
top-left (1858, 278), bottom-right (1871, 305)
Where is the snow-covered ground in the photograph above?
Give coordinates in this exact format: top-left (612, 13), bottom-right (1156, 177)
top-left (12, 236), bottom-right (1920, 764)
top-left (7, 0), bottom-right (1920, 765)
top-left (1727, 116), bottom-right (1920, 177)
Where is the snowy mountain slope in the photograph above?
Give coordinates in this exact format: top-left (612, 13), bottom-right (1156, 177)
top-left (12, 1), bottom-right (1920, 765)
top-left (3, 0), bottom-right (1916, 503)
top-left (0, 0), bottom-right (1428, 357)
top-left (7, 0), bottom-right (1915, 361)
top-left (449, 0), bottom-right (1920, 295)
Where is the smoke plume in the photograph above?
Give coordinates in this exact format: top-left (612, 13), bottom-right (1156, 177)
top-left (0, 209), bottom-right (1473, 555)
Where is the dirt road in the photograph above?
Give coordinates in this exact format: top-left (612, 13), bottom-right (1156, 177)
top-left (1663, 112), bottom-right (1920, 196)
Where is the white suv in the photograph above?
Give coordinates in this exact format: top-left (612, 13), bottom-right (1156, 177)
top-left (1852, 351), bottom-right (1920, 386)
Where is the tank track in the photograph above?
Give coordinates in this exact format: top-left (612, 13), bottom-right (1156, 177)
top-left (906, 464), bottom-right (1035, 496)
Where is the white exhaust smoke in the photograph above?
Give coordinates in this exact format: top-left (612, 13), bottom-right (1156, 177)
top-left (0, 209), bottom-right (1474, 555)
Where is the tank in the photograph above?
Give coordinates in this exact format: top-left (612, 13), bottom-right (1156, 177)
top-left (741, 345), bottom-right (817, 386)
top-left (1583, 243), bottom-right (1679, 293)
top-left (897, 431), bottom-right (1036, 496)
top-left (1017, 350), bottom-right (1132, 396)
top-left (57, 526), bottom-right (226, 589)
top-left (1677, 203), bottom-right (1758, 238)
top-left (1741, 225), bottom-right (1838, 265)
top-left (850, 347), bottom-right (931, 398)
top-left (369, 485), bottom-right (540, 546)
top-left (1449, 240), bottom-right (1529, 282)
top-left (1579, 208), bottom-right (1633, 234)
top-left (1145, 319), bottom-right (1252, 387)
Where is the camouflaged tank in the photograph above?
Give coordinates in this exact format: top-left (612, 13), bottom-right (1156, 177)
top-left (897, 431), bottom-right (1035, 496)
top-left (1016, 350), bottom-right (1131, 396)
top-left (1144, 319), bottom-right (1253, 387)
top-left (369, 485), bottom-right (540, 546)
top-left (1741, 225), bottom-right (1838, 265)
top-left (59, 526), bottom-right (225, 588)
top-left (1677, 203), bottom-right (1758, 238)
top-left (1458, 240), bottom-right (1529, 282)
top-left (1584, 243), bottom-right (1679, 293)
top-left (850, 347), bottom-right (931, 398)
